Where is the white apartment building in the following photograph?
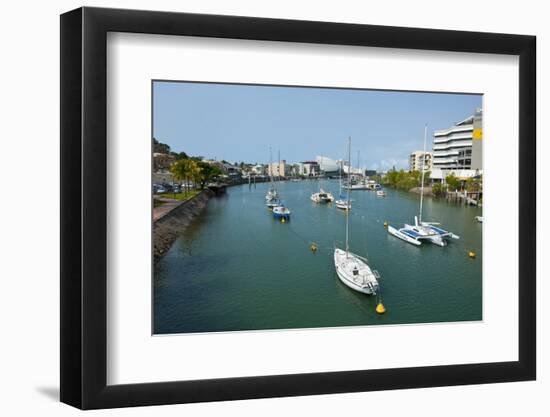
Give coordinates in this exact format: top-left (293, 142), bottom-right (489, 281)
top-left (409, 151), bottom-right (433, 172)
top-left (298, 161), bottom-right (320, 177)
top-left (432, 109), bottom-right (483, 171)
top-left (250, 164), bottom-right (266, 176)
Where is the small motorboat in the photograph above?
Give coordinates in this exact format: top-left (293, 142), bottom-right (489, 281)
top-left (272, 205), bottom-right (291, 220)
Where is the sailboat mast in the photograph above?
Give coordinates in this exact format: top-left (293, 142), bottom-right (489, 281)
top-left (419, 124), bottom-right (427, 223)
top-left (346, 137), bottom-right (351, 256)
top-left (269, 146), bottom-right (274, 187)
top-left (278, 150), bottom-right (281, 183)
top-left (339, 160), bottom-right (342, 195)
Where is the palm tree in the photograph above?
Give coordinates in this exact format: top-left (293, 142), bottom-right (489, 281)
top-left (170, 159), bottom-right (200, 196)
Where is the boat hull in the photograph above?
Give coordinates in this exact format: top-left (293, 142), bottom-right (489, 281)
top-left (387, 225), bottom-right (422, 246)
top-left (335, 200), bottom-right (351, 210)
top-left (273, 212), bottom-right (290, 219)
top-left (272, 206), bottom-right (291, 219)
top-left (333, 249), bottom-right (378, 295)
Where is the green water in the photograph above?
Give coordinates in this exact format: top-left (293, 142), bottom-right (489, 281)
top-left (154, 180), bottom-right (482, 334)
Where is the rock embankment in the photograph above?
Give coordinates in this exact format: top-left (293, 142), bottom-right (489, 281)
top-left (153, 189), bottom-right (214, 263)
top-left (409, 186), bottom-right (433, 196)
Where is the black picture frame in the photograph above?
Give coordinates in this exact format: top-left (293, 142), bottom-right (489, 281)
top-left (60, 6), bottom-right (536, 410)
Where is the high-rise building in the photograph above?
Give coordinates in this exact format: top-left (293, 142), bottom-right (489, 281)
top-left (409, 151), bottom-right (433, 172)
top-left (432, 109), bottom-right (483, 170)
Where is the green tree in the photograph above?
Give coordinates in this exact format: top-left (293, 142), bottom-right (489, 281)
top-left (432, 182), bottom-right (446, 197)
top-left (384, 169), bottom-right (430, 191)
top-left (170, 158), bottom-right (200, 196)
top-left (170, 151), bottom-right (189, 160)
top-left (465, 176), bottom-right (481, 192)
top-left (197, 161), bottom-right (222, 189)
top-left (445, 173), bottom-right (460, 191)
top-left (153, 138), bottom-right (171, 154)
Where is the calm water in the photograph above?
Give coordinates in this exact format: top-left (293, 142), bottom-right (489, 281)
top-left (154, 180), bottom-right (482, 334)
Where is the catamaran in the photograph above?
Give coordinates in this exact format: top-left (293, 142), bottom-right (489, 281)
top-left (387, 125), bottom-right (459, 247)
top-left (334, 137), bottom-right (380, 295)
top-left (311, 188), bottom-right (335, 203)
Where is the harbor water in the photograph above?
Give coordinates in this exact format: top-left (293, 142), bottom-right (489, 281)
top-left (154, 180), bottom-right (482, 334)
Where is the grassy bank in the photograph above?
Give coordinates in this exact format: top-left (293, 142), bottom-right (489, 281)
top-left (157, 190), bottom-right (200, 201)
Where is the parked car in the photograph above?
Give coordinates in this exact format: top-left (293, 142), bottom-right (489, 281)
top-left (154, 184), bottom-right (167, 194)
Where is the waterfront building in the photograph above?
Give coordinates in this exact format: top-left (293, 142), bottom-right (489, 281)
top-left (409, 151), bottom-right (433, 172)
top-left (250, 164), bottom-right (266, 176)
top-left (340, 159), bottom-right (364, 176)
top-left (268, 160), bottom-right (290, 178)
top-left (299, 161), bottom-right (321, 177)
top-left (432, 108), bottom-right (483, 171)
top-left (316, 156), bottom-right (340, 175)
top-left (430, 168), bottom-right (481, 183)
top-left (298, 161), bottom-right (320, 177)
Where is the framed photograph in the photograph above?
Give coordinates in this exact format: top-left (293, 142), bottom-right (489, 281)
top-left (60, 7), bottom-right (536, 409)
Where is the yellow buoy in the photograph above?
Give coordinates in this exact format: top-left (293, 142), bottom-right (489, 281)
top-left (311, 243), bottom-right (318, 253)
top-left (281, 217), bottom-right (286, 223)
top-left (376, 303), bottom-right (386, 314)
top-left (383, 221), bottom-right (388, 228)
top-left (469, 251), bottom-right (476, 258)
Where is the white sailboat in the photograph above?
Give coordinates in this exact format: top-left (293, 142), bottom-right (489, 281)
top-left (387, 125), bottom-right (460, 246)
top-left (334, 137), bottom-right (380, 295)
top-left (265, 147), bottom-right (280, 207)
top-left (335, 160), bottom-right (351, 210)
top-left (272, 151), bottom-right (292, 219)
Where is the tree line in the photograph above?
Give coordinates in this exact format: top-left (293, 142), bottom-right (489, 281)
top-left (383, 169), bottom-right (482, 198)
top-left (383, 169), bottom-right (431, 191)
top-left (154, 138), bottom-right (223, 194)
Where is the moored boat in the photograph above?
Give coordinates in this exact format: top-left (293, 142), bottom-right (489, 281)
top-left (335, 157), bottom-right (351, 210)
top-left (387, 125), bottom-right (459, 246)
top-left (311, 188), bottom-right (334, 203)
top-left (334, 137), bottom-right (380, 295)
top-left (266, 197), bottom-right (281, 209)
top-left (272, 205), bottom-right (291, 220)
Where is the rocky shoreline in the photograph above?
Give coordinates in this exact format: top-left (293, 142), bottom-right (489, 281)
top-left (409, 186), bottom-right (433, 196)
top-left (153, 189), bottom-right (215, 264)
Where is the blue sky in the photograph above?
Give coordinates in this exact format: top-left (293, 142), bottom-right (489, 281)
top-left (153, 81), bottom-right (482, 171)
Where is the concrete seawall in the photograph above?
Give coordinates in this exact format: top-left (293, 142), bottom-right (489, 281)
top-left (153, 189), bottom-right (215, 264)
